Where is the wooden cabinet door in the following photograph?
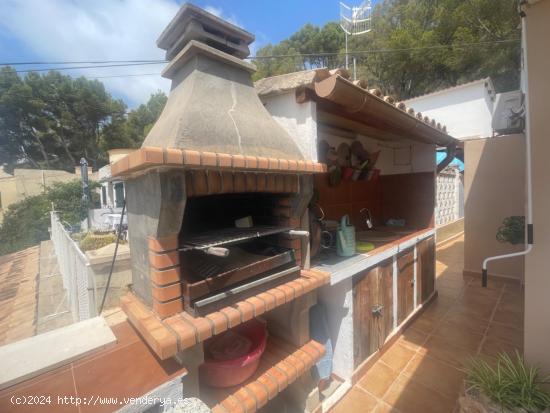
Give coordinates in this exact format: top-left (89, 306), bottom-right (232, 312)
top-left (397, 249), bottom-right (415, 324)
top-left (353, 258), bottom-right (393, 367)
top-left (418, 236), bottom-right (436, 303)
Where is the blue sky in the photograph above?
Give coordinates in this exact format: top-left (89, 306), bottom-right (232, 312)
top-left (0, 0), bottom-right (377, 107)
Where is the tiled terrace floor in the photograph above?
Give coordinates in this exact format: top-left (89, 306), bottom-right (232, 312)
top-left (330, 235), bottom-right (525, 413)
top-left (0, 246), bottom-right (39, 345)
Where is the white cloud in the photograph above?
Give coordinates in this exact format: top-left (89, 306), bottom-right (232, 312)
top-left (0, 0), bottom-right (181, 106)
top-left (204, 5), bottom-right (241, 28)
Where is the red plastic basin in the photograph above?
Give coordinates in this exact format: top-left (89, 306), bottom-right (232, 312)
top-left (199, 318), bottom-right (267, 388)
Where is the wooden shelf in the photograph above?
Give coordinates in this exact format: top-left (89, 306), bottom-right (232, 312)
top-left (201, 337), bottom-right (325, 413)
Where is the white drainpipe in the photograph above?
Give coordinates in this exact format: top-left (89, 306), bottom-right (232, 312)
top-left (481, 14), bottom-right (533, 287)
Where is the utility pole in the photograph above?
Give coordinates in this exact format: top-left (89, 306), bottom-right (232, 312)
top-left (80, 157), bottom-right (91, 230)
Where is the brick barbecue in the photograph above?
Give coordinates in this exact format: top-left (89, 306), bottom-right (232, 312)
top-left (111, 4), bottom-right (326, 320)
top-left (111, 7), bottom-right (330, 411)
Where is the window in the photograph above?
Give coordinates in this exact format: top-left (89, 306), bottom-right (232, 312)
top-left (101, 186), bottom-right (107, 207)
top-left (114, 182), bottom-right (125, 208)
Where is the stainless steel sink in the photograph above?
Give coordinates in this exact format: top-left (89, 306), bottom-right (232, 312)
top-left (356, 230), bottom-right (400, 242)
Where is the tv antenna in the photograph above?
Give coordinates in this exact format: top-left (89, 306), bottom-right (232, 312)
top-left (339, 1), bottom-right (372, 79)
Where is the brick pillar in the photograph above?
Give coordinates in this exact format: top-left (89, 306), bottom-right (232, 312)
top-left (125, 170), bottom-right (186, 311)
top-left (148, 235), bottom-right (184, 318)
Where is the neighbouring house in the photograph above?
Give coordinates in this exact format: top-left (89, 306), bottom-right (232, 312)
top-left (404, 77), bottom-right (496, 140)
top-left (0, 166), bottom-right (96, 223)
top-left (403, 75), bottom-right (526, 281)
top-left (86, 149), bottom-right (131, 231)
top-left (98, 149), bottom-right (130, 210)
top-left (0, 4), bottom-right (462, 412)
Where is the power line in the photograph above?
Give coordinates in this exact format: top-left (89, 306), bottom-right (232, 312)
top-left (8, 62), bottom-right (166, 74)
top-left (1, 59), bottom-right (165, 66)
top-left (0, 38), bottom-right (520, 72)
top-left (91, 72), bottom-right (162, 79)
top-left (251, 39), bottom-right (520, 59)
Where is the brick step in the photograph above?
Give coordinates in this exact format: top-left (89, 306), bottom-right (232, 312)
top-left (201, 337), bottom-right (325, 413)
top-left (120, 268), bottom-right (330, 360)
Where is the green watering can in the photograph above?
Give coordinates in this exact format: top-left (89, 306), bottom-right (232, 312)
top-left (336, 215), bottom-right (356, 257)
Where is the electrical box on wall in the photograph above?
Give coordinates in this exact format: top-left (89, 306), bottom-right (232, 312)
top-left (492, 90), bottom-right (524, 135)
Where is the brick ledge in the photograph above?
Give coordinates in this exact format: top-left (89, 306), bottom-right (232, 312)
top-left (120, 268), bottom-right (330, 360)
top-left (111, 147), bottom-right (327, 177)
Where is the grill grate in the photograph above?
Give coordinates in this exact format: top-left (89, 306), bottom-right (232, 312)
top-left (179, 225), bottom-right (291, 251)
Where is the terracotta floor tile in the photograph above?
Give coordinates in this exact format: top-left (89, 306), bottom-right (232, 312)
top-left (403, 353), bottom-right (466, 399)
top-left (431, 321), bottom-right (484, 352)
top-left (480, 336), bottom-right (523, 359)
top-left (444, 310), bottom-right (490, 335)
top-left (492, 308), bottom-right (524, 330)
top-left (420, 335), bottom-right (476, 369)
top-left (383, 375), bottom-right (456, 413)
top-left (0, 365), bottom-right (78, 413)
top-left (330, 387), bottom-right (378, 413)
top-left (396, 327), bottom-right (429, 351)
top-left (486, 324), bottom-right (523, 348)
top-left (409, 315), bottom-right (438, 334)
top-left (459, 293), bottom-right (498, 308)
top-left (380, 343), bottom-right (416, 372)
top-left (438, 286), bottom-right (463, 299)
top-left (373, 401), bottom-right (401, 413)
top-left (437, 279), bottom-right (468, 290)
top-left (452, 303), bottom-right (495, 320)
top-left (461, 286), bottom-right (500, 300)
top-left (497, 299), bottom-right (524, 315)
top-left (500, 292), bottom-right (524, 308)
top-left (421, 300), bottom-right (453, 322)
top-left (358, 361), bottom-right (399, 398)
top-left (73, 340), bottom-right (185, 413)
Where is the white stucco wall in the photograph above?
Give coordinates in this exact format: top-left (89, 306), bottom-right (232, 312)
top-left (261, 91), bottom-right (436, 173)
top-left (317, 279), bottom-right (355, 380)
top-left (404, 80), bottom-right (495, 139)
top-left (260, 92), bottom-right (318, 161)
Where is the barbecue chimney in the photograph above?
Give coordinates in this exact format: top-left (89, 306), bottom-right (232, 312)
top-left (143, 3), bottom-right (304, 160)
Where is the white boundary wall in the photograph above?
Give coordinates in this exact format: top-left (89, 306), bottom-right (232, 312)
top-left (436, 166), bottom-right (463, 226)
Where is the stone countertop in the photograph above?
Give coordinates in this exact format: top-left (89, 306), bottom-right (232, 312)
top-left (312, 227), bottom-right (435, 285)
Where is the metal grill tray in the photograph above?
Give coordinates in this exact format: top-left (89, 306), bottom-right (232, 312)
top-left (179, 225), bottom-right (291, 251)
top-left (179, 243), bottom-right (296, 301)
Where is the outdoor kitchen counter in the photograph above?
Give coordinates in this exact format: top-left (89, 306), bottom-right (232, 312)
top-left (312, 227), bottom-right (436, 285)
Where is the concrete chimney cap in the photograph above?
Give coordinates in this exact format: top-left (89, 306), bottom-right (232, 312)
top-left (157, 3), bottom-right (255, 54)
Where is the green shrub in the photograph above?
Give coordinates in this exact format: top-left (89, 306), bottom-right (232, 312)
top-left (0, 179), bottom-right (100, 255)
top-left (466, 351), bottom-right (550, 412)
top-left (79, 232), bottom-right (117, 251)
top-left (496, 216), bottom-right (525, 245)
top-left (0, 194), bottom-right (50, 254)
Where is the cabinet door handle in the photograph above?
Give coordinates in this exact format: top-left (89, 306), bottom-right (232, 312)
top-left (372, 305), bottom-right (383, 316)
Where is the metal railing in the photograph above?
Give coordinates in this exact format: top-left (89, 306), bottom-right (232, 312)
top-left (50, 211), bottom-right (95, 321)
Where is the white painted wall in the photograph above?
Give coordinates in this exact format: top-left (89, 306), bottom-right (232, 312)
top-left (404, 80), bottom-right (495, 139)
top-left (260, 92), bottom-right (318, 161)
top-left (317, 279), bottom-right (355, 380)
top-left (261, 91), bottom-right (435, 174)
